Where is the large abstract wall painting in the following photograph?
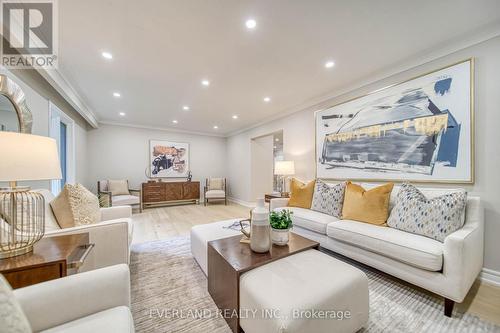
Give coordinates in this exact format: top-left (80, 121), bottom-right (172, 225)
top-left (149, 140), bottom-right (189, 178)
top-left (316, 59), bottom-right (473, 183)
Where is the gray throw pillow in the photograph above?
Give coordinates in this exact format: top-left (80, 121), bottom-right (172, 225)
top-left (311, 180), bottom-right (346, 218)
top-left (387, 183), bottom-right (467, 242)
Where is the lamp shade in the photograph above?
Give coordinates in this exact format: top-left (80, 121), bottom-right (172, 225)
top-left (0, 132), bottom-right (62, 181)
top-left (274, 160), bottom-right (295, 175)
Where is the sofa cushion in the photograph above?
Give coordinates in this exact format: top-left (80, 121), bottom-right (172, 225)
top-left (311, 180), bottom-right (345, 218)
top-left (327, 220), bottom-right (443, 271)
top-left (40, 306), bottom-right (133, 333)
top-left (205, 190), bottom-right (225, 199)
top-left (112, 195), bottom-right (140, 206)
top-left (275, 207), bottom-right (338, 235)
top-left (342, 182), bottom-right (394, 225)
top-left (34, 189), bottom-right (60, 232)
top-left (387, 183), bottom-right (467, 242)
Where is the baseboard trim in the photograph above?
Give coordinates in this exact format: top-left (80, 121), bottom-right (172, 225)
top-left (479, 268), bottom-right (500, 287)
top-left (227, 197), bottom-right (255, 208)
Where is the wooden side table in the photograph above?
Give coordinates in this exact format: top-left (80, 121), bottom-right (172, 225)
top-left (0, 233), bottom-right (94, 289)
top-left (264, 192), bottom-right (290, 203)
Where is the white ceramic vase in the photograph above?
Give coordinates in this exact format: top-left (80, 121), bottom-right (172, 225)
top-left (271, 228), bottom-right (290, 246)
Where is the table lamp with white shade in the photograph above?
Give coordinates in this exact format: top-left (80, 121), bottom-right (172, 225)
top-left (0, 132), bottom-right (61, 258)
top-left (274, 160), bottom-right (295, 195)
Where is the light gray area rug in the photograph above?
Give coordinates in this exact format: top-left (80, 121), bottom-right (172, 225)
top-left (130, 237), bottom-right (500, 333)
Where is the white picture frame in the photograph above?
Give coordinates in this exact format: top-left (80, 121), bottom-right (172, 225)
top-left (315, 59), bottom-right (474, 183)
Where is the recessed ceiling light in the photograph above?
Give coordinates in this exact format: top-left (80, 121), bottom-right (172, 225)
top-left (245, 19), bottom-right (257, 30)
top-left (232, 115), bottom-right (238, 119)
top-left (325, 61), bottom-right (335, 69)
top-left (275, 138), bottom-right (279, 142)
top-left (102, 51), bottom-right (113, 59)
top-left (213, 125), bottom-right (219, 129)
top-left (182, 106), bottom-right (190, 111)
top-left (263, 97), bottom-right (271, 103)
top-left (201, 79), bottom-right (210, 86)
top-left (113, 92), bottom-right (121, 98)
top-left (172, 120), bottom-right (178, 124)
top-left (119, 112), bottom-right (125, 116)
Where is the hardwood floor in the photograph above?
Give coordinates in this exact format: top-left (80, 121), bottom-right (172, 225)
top-left (131, 201), bottom-right (250, 244)
top-left (131, 202), bottom-right (500, 325)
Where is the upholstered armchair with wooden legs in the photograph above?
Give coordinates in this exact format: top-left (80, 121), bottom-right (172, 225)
top-left (98, 180), bottom-right (143, 212)
top-left (204, 178), bottom-right (227, 205)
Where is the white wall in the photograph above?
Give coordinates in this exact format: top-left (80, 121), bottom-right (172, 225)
top-left (86, 124), bottom-right (227, 197)
top-left (226, 36), bottom-right (500, 273)
top-left (0, 68), bottom-right (88, 189)
top-left (250, 135), bottom-right (274, 201)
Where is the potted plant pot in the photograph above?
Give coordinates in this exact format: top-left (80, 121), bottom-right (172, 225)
top-left (269, 209), bottom-right (293, 246)
top-left (271, 227), bottom-right (290, 246)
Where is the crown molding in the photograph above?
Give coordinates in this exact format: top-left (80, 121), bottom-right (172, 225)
top-left (36, 68), bottom-right (99, 128)
top-left (98, 120), bottom-right (226, 138)
top-left (0, 14), bottom-right (99, 128)
top-left (225, 22), bottom-right (500, 137)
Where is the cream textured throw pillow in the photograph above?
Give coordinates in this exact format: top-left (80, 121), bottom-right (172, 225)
top-left (108, 180), bottom-right (130, 196)
top-left (50, 184), bottom-right (101, 229)
top-left (0, 275), bottom-right (32, 333)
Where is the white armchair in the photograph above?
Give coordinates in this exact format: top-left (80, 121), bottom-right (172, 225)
top-left (13, 264), bottom-right (134, 332)
top-left (204, 177), bottom-right (227, 205)
top-left (36, 189), bottom-right (133, 272)
top-left (98, 180), bottom-right (142, 212)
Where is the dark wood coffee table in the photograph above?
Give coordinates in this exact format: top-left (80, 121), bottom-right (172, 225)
top-left (207, 232), bottom-right (319, 333)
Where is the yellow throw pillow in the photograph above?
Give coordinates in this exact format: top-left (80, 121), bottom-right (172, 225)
top-left (50, 184), bottom-right (101, 228)
top-left (288, 179), bottom-right (316, 209)
top-left (341, 182), bottom-right (394, 225)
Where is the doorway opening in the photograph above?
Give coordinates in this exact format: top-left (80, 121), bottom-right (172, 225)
top-left (250, 130), bottom-right (283, 201)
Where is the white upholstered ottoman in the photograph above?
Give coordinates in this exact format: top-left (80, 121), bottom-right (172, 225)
top-left (190, 219), bottom-right (244, 275)
top-left (240, 249), bottom-right (369, 333)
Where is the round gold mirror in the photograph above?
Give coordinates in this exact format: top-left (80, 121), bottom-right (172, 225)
top-left (0, 75), bottom-right (32, 133)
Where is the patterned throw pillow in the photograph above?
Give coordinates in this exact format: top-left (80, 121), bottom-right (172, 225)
top-left (311, 180), bottom-right (346, 218)
top-left (387, 183), bottom-right (467, 242)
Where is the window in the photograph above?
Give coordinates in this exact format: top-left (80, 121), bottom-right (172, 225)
top-left (59, 122), bottom-right (67, 188)
top-left (49, 102), bottom-right (75, 195)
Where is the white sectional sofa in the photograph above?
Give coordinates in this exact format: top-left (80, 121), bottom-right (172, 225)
top-left (270, 183), bottom-right (484, 316)
top-left (36, 189), bottom-right (134, 272)
top-left (14, 264), bottom-right (134, 332)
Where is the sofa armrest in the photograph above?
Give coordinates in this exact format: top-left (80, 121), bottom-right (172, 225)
top-left (100, 205), bottom-right (132, 221)
top-left (45, 219), bottom-right (131, 270)
top-left (270, 198), bottom-right (290, 211)
top-left (14, 264), bottom-right (130, 332)
top-left (442, 198), bottom-right (484, 302)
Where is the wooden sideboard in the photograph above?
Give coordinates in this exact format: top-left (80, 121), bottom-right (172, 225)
top-left (142, 181), bottom-right (200, 208)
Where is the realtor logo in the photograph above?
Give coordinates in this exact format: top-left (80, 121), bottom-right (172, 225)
top-left (0, 0), bottom-right (58, 68)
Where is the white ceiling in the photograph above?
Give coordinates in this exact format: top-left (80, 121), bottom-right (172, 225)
top-left (58, 0), bottom-right (500, 135)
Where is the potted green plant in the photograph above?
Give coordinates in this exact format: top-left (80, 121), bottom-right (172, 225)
top-left (269, 209), bottom-right (293, 246)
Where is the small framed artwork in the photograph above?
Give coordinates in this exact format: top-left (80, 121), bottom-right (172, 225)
top-left (315, 58), bottom-right (474, 183)
top-left (149, 140), bottom-right (189, 178)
